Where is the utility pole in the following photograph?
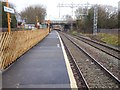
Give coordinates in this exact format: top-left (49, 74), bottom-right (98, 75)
top-left (47, 20), bottom-right (51, 33)
top-left (0, 1), bottom-right (2, 29)
top-left (57, 3), bottom-right (90, 18)
top-left (58, 3), bottom-right (60, 18)
top-left (36, 16), bottom-right (38, 29)
top-left (6, 0), bottom-right (11, 32)
top-left (58, 3), bottom-right (98, 34)
top-left (57, 3), bottom-right (90, 31)
top-left (118, 1), bottom-right (120, 29)
top-left (93, 5), bottom-right (98, 35)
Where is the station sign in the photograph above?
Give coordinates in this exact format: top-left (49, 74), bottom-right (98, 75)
top-left (4, 6), bottom-right (14, 14)
top-left (1, 0), bottom-right (6, 2)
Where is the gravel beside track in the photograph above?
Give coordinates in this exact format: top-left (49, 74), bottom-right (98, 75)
top-left (62, 38), bottom-right (89, 89)
top-left (59, 32), bottom-right (119, 89)
top-left (69, 34), bottom-right (119, 80)
top-left (74, 35), bottom-right (119, 59)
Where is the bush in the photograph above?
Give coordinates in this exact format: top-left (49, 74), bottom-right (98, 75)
top-left (71, 31), bottom-right (78, 35)
top-left (98, 33), bottom-right (119, 46)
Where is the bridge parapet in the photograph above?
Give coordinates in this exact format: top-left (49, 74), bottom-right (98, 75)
top-left (0, 29), bottom-right (49, 70)
top-left (50, 20), bottom-right (76, 25)
top-left (51, 20), bottom-right (68, 24)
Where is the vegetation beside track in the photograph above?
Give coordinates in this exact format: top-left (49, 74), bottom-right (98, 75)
top-left (86, 33), bottom-right (119, 46)
top-left (69, 30), bottom-right (119, 47)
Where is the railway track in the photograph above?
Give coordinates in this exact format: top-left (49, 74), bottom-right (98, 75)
top-left (59, 32), bottom-right (120, 89)
top-left (73, 34), bottom-right (120, 60)
top-left (61, 35), bottom-right (89, 89)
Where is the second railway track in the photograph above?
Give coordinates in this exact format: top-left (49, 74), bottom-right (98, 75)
top-left (59, 32), bottom-right (120, 89)
top-left (74, 34), bottom-right (120, 60)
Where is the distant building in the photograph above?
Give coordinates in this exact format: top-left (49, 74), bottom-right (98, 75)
top-left (15, 12), bottom-right (22, 23)
top-left (15, 12), bottom-right (29, 29)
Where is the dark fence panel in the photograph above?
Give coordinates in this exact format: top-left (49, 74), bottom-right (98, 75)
top-left (98, 29), bottom-right (119, 34)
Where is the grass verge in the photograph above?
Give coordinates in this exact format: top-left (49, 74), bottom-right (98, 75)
top-left (69, 30), bottom-right (119, 46)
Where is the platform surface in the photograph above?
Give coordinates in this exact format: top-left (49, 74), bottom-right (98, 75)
top-left (2, 30), bottom-right (71, 89)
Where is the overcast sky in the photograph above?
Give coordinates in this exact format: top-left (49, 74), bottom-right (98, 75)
top-left (8, 0), bottom-right (119, 20)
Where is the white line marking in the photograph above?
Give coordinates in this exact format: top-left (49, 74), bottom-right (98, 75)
top-left (57, 44), bottom-right (60, 47)
top-left (56, 31), bottom-right (78, 89)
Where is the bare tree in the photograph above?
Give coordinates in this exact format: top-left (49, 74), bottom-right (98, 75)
top-left (20, 5), bottom-right (46, 24)
top-left (75, 5), bottom-right (118, 32)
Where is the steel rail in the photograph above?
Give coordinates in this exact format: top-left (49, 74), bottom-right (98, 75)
top-left (74, 35), bottom-right (120, 60)
top-left (60, 33), bottom-right (90, 90)
top-left (61, 33), bottom-right (120, 87)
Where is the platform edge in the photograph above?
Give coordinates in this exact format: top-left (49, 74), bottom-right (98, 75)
top-left (56, 31), bottom-right (78, 89)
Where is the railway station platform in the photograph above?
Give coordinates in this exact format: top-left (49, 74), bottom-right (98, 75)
top-left (2, 30), bottom-right (77, 89)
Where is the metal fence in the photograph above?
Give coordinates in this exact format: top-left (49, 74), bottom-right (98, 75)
top-left (98, 29), bottom-right (119, 34)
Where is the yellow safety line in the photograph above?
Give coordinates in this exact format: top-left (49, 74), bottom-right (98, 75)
top-left (56, 31), bottom-right (78, 90)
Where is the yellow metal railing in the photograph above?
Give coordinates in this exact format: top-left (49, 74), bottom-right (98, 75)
top-left (0, 29), bottom-right (49, 70)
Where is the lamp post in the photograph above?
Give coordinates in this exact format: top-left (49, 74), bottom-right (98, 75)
top-left (36, 16), bottom-right (38, 29)
top-left (47, 20), bottom-right (51, 33)
top-left (6, 0), bottom-right (11, 32)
